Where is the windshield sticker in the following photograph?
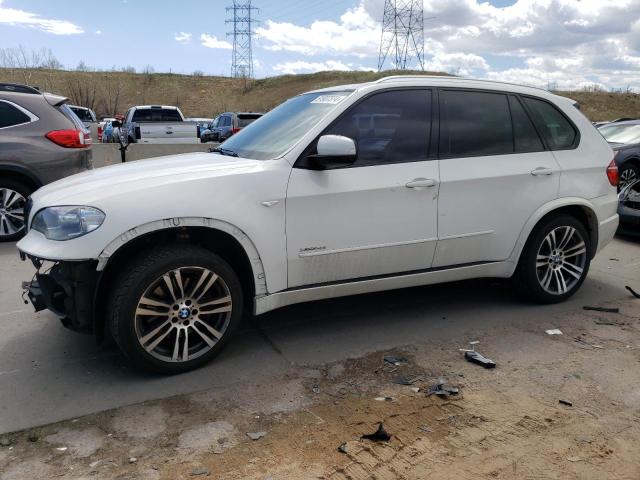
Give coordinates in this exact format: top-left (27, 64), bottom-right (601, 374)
top-left (311, 94), bottom-right (348, 105)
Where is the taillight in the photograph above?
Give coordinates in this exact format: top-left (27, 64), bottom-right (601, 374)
top-left (46, 129), bottom-right (92, 148)
top-left (606, 156), bottom-right (619, 187)
top-left (231, 127), bottom-right (241, 134)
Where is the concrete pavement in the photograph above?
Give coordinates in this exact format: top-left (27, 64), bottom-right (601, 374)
top-left (0, 236), bottom-right (638, 434)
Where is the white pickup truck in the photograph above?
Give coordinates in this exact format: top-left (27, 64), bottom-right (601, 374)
top-left (121, 105), bottom-right (199, 144)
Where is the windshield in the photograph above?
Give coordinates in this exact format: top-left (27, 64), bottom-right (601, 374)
top-left (599, 123), bottom-right (640, 145)
top-left (218, 91), bottom-right (353, 160)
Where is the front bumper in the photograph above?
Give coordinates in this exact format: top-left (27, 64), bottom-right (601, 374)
top-left (21, 257), bottom-right (99, 334)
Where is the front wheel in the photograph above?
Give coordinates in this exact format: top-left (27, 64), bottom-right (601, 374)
top-left (109, 245), bottom-right (243, 374)
top-left (0, 180), bottom-right (31, 242)
top-left (514, 215), bottom-right (591, 303)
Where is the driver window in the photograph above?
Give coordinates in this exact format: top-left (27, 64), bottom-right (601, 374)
top-left (325, 89), bottom-right (432, 166)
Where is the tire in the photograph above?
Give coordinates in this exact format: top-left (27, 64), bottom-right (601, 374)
top-left (109, 245), bottom-right (244, 374)
top-left (0, 179), bottom-right (31, 242)
top-left (514, 215), bottom-right (591, 304)
top-left (619, 163), bottom-right (639, 190)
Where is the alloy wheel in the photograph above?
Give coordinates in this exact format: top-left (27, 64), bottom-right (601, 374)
top-left (134, 266), bottom-right (233, 363)
top-left (536, 226), bottom-right (587, 295)
top-left (619, 167), bottom-right (638, 190)
top-left (0, 188), bottom-right (26, 238)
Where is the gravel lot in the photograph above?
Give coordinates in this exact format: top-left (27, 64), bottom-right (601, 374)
top-left (0, 235), bottom-right (639, 479)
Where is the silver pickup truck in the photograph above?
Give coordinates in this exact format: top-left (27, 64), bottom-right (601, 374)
top-left (121, 105), bottom-right (199, 144)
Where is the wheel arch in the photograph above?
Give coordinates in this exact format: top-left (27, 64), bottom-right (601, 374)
top-left (0, 164), bottom-right (43, 191)
top-left (510, 198), bottom-right (599, 270)
top-left (93, 217), bottom-right (267, 340)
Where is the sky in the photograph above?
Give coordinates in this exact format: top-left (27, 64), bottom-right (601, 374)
top-left (1, 0), bottom-right (640, 90)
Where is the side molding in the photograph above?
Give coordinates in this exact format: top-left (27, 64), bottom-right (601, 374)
top-left (96, 217), bottom-right (268, 295)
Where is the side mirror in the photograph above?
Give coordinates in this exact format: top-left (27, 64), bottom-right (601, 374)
top-left (308, 135), bottom-right (357, 170)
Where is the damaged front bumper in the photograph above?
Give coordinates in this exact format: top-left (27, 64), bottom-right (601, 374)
top-left (21, 254), bottom-right (100, 334)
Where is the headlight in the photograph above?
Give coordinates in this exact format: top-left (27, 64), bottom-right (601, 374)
top-left (32, 206), bottom-right (105, 241)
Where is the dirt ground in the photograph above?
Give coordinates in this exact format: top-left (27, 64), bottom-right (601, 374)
top-left (2, 294), bottom-right (640, 480)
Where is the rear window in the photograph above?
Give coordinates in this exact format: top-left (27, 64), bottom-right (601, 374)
top-left (440, 90), bottom-right (513, 157)
top-left (58, 104), bottom-right (87, 130)
top-left (0, 101), bottom-right (31, 128)
top-left (70, 107), bottom-right (95, 122)
top-left (132, 108), bottom-right (183, 122)
top-left (237, 114), bottom-right (262, 128)
top-left (522, 97), bottom-right (577, 150)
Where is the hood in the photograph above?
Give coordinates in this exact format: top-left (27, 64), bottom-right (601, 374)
top-left (31, 152), bottom-right (261, 206)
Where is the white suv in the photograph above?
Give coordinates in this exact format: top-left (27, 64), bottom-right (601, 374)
top-left (18, 76), bottom-right (619, 373)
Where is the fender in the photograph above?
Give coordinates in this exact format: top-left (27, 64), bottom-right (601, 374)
top-left (0, 163), bottom-right (43, 188)
top-left (507, 197), bottom-right (599, 273)
top-left (96, 216), bottom-right (268, 296)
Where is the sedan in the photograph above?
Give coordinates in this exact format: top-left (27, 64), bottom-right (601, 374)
top-left (598, 121), bottom-right (640, 188)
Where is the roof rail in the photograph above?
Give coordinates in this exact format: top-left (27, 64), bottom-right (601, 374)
top-left (0, 83), bottom-right (41, 94)
top-left (374, 75), bottom-right (550, 93)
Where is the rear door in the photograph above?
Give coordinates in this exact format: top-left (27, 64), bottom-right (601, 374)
top-left (433, 89), bottom-right (560, 267)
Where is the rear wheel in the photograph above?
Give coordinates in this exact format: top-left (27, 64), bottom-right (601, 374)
top-left (515, 215), bottom-right (590, 303)
top-left (109, 245), bottom-right (243, 374)
top-left (0, 179), bottom-right (31, 242)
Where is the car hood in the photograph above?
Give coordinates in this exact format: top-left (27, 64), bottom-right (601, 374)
top-left (31, 152), bottom-right (261, 206)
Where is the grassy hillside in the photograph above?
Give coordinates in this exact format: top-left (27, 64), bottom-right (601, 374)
top-left (0, 67), bottom-right (638, 121)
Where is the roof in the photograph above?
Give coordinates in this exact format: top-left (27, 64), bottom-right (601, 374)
top-left (0, 83), bottom-right (40, 94)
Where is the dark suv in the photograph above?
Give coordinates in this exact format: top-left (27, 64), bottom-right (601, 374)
top-left (0, 83), bottom-right (93, 241)
top-left (201, 112), bottom-right (262, 143)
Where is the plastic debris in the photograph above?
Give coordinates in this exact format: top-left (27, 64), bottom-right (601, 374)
top-left (337, 442), bottom-right (348, 454)
top-left (312, 385), bottom-right (320, 394)
top-left (546, 329), bottom-right (563, 335)
top-left (426, 381), bottom-right (460, 397)
top-left (410, 387), bottom-right (421, 393)
top-left (55, 447), bottom-right (68, 452)
top-left (559, 399), bottom-right (573, 407)
top-left (374, 396), bottom-right (394, 402)
top-left (418, 425), bottom-right (432, 433)
top-left (384, 356), bottom-right (407, 366)
top-left (626, 286), bottom-right (640, 299)
top-left (361, 422), bottom-right (391, 442)
top-left (464, 350), bottom-right (496, 369)
top-left (583, 306), bottom-right (620, 313)
top-left (246, 431), bottom-right (267, 441)
top-left (190, 467), bottom-right (211, 476)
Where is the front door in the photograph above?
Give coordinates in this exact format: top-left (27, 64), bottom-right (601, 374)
top-left (286, 89), bottom-right (439, 288)
top-left (433, 89), bottom-right (561, 268)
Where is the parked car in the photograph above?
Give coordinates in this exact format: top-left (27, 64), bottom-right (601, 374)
top-left (200, 118), bottom-right (219, 143)
top-left (0, 83), bottom-right (93, 241)
top-left (98, 117), bottom-right (116, 143)
top-left (121, 105), bottom-right (199, 144)
top-left (18, 76), bottom-right (618, 373)
top-left (203, 112), bottom-right (263, 142)
top-left (69, 105), bottom-right (99, 140)
top-left (185, 117), bottom-right (213, 141)
top-left (618, 179), bottom-right (640, 234)
top-left (598, 120), bottom-right (640, 189)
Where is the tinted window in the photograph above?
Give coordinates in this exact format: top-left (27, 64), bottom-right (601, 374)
top-left (222, 116), bottom-right (232, 127)
top-left (523, 97), bottom-right (576, 149)
top-left (325, 89), bottom-right (431, 165)
top-left (162, 109), bottom-right (182, 121)
top-left (440, 90), bottom-right (513, 157)
top-left (509, 96), bottom-right (544, 153)
top-left (0, 102), bottom-right (30, 128)
top-left (237, 114), bottom-right (261, 128)
top-left (132, 109), bottom-right (152, 122)
top-left (70, 107), bottom-right (93, 122)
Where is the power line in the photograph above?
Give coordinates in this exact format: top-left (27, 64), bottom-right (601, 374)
top-left (226, 0), bottom-right (259, 78)
top-left (378, 0), bottom-right (425, 71)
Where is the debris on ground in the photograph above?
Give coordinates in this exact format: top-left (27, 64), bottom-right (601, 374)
top-left (190, 466), bottom-right (211, 476)
top-left (583, 306), bottom-right (620, 313)
top-left (384, 355), bottom-right (408, 366)
top-left (574, 336), bottom-right (605, 349)
top-left (55, 447), bottom-right (67, 452)
top-left (546, 329), bottom-right (563, 335)
top-left (0, 436), bottom-right (13, 447)
top-left (418, 425), bottom-right (432, 433)
top-left (425, 381), bottom-right (460, 398)
top-left (410, 387), bottom-right (421, 393)
top-left (337, 442), bottom-right (348, 454)
top-left (246, 431), bottom-right (267, 441)
top-left (27, 432), bottom-right (38, 443)
top-left (464, 350), bottom-right (497, 369)
top-left (374, 396), bottom-right (394, 402)
top-left (361, 423), bottom-right (391, 442)
top-left (626, 286), bottom-right (640, 299)
top-left (312, 385), bottom-right (320, 394)
top-left (392, 374), bottom-right (423, 385)
top-left (559, 399), bottom-right (573, 407)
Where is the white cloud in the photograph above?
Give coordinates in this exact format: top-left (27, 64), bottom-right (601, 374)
top-left (200, 33), bottom-right (232, 50)
top-left (174, 31), bottom-right (192, 44)
top-left (0, 0), bottom-right (83, 35)
top-left (95, 30), bottom-right (102, 35)
top-left (258, 5), bottom-right (379, 58)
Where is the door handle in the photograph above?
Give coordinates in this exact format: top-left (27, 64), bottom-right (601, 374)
top-left (405, 178), bottom-right (437, 189)
top-left (531, 167), bottom-right (554, 176)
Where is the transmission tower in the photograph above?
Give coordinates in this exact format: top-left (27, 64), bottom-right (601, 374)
top-left (226, 1), bottom-right (258, 78)
top-left (377, 0), bottom-right (425, 72)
